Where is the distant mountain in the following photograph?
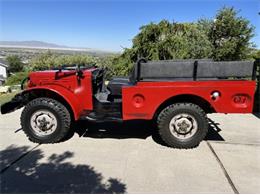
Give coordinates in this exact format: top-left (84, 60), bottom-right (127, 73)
top-left (0, 40), bottom-right (117, 54)
top-left (0, 40), bottom-right (68, 48)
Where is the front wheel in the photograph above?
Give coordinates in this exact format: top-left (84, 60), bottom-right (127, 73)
top-left (157, 103), bottom-right (208, 149)
top-left (21, 98), bottom-right (71, 143)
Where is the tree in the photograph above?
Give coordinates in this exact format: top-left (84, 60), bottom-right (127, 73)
top-left (6, 55), bottom-right (23, 72)
top-left (249, 49), bottom-right (260, 60)
top-left (209, 7), bottom-right (255, 61)
top-left (129, 20), bottom-right (212, 61)
top-left (112, 20), bottom-right (213, 76)
top-left (110, 7), bottom-right (257, 76)
top-left (29, 7), bottom-right (256, 77)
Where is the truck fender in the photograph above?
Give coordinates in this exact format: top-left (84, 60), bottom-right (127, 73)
top-left (1, 86), bottom-right (82, 120)
top-left (153, 94), bottom-right (216, 119)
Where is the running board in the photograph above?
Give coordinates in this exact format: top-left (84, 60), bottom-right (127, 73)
top-left (82, 113), bottom-right (123, 122)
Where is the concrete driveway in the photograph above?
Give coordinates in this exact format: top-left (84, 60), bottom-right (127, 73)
top-left (0, 109), bottom-right (260, 193)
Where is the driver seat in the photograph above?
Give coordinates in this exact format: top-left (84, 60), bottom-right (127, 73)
top-left (107, 59), bottom-right (145, 98)
top-left (107, 71), bottom-right (135, 97)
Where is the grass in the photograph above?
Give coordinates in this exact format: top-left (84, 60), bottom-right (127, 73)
top-left (0, 91), bottom-right (19, 106)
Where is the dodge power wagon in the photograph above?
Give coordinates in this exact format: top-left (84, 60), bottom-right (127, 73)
top-left (1, 59), bottom-right (259, 148)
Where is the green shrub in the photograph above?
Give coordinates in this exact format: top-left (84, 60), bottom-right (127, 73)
top-left (5, 72), bottom-right (28, 86)
top-left (30, 52), bottom-right (102, 71)
top-left (29, 51), bottom-right (121, 78)
top-left (6, 55), bottom-right (24, 72)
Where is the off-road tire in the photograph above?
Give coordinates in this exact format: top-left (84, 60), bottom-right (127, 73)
top-left (21, 98), bottom-right (71, 143)
top-left (157, 103), bottom-right (208, 149)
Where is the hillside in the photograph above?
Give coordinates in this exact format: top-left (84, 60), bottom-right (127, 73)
top-left (0, 41), bottom-right (68, 48)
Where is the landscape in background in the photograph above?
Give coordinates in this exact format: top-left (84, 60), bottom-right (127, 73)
top-left (0, 40), bottom-right (117, 63)
top-left (0, 6), bottom-right (259, 104)
top-left (0, 41), bottom-right (118, 87)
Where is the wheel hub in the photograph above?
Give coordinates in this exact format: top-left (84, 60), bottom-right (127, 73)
top-left (169, 114), bottom-right (198, 140)
top-left (175, 118), bottom-right (192, 134)
top-left (30, 110), bottom-right (57, 136)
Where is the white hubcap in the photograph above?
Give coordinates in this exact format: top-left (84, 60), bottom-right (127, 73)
top-left (169, 113), bottom-right (198, 140)
top-left (30, 110), bottom-right (57, 137)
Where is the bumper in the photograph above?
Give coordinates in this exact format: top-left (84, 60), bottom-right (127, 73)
top-left (1, 93), bottom-right (25, 114)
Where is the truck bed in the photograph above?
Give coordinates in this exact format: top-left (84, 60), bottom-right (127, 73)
top-left (122, 80), bottom-right (257, 120)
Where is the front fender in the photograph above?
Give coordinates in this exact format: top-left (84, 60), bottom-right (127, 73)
top-left (1, 86), bottom-right (89, 120)
top-left (26, 86), bottom-right (83, 120)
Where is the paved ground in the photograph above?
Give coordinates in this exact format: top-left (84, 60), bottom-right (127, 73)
top-left (0, 109), bottom-right (260, 193)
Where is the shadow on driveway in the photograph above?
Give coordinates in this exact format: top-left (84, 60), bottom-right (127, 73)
top-left (72, 118), bottom-right (225, 146)
top-left (0, 145), bottom-right (126, 193)
top-left (253, 113), bottom-right (260, 119)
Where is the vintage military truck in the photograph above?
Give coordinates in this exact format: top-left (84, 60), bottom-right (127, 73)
top-left (1, 59), bottom-right (259, 148)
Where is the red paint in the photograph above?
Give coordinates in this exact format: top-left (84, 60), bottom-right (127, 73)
top-left (132, 94), bottom-right (145, 108)
top-left (25, 69), bottom-right (257, 121)
top-left (122, 80), bottom-right (256, 120)
top-left (27, 70), bottom-right (93, 120)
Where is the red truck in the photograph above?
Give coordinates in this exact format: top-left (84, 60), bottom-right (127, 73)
top-left (1, 59), bottom-right (259, 148)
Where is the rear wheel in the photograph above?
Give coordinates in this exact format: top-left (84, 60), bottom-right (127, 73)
top-left (157, 103), bottom-right (208, 148)
top-left (21, 98), bottom-right (71, 143)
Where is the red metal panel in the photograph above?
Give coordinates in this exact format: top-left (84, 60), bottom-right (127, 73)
top-left (28, 70), bottom-right (93, 120)
top-left (122, 80), bottom-right (256, 120)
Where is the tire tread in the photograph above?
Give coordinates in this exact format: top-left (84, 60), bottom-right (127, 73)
top-left (157, 103), bottom-right (208, 149)
top-left (21, 97), bottom-right (71, 143)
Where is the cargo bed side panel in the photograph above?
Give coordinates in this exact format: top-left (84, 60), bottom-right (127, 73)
top-left (122, 80), bottom-right (256, 120)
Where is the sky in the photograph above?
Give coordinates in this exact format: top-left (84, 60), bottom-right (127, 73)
top-left (0, 0), bottom-right (259, 52)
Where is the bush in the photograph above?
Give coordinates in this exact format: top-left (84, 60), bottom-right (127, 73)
top-left (30, 51), bottom-right (103, 71)
top-left (6, 55), bottom-right (24, 72)
top-left (29, 51), bottom-right (121, 78)
top-left (5, 72), bottom-right (28, 86)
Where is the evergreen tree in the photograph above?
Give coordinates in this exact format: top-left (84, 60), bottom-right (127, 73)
top-left (209, 7), bottom-right (255, 60)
